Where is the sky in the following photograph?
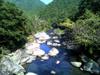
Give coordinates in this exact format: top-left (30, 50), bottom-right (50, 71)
top-left (40, 0), bottom-right (53, 4)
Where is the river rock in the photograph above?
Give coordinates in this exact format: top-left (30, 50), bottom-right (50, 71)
top-left (26, 72), bottom-right (38, 75)
top-left (71, 61), bottom-right (82, 67)
top-left (0, 56), bottom-right (25, 75)
top-left (48, 48), bottom-right (59, 56)
top-left (81, 55), bottom-right (100, 74)
top-left (51, 70), bottom-right (56, 74)
top-left (41, 54), bottom-right (49, 60)
top-left (34, 32), bottom-right (50, 43)
top-left (54, 39), bottom-right (60, 43)
top-left (32, 49), bottom-right (45, 57)
top-left (83, 60), bottom-right (100, 74)
top-left (47, 41), bottom-right (53, 46)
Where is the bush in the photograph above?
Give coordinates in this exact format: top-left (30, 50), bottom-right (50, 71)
top-left (32, 16), bottom-right (51, 33)
top-left (0, 1), bottom-right (32, 51)
top-left (73, 18), bottom-right (100, 54)
top-left (0, 47), bottom-right (10, 59)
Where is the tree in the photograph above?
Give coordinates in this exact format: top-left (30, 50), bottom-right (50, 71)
top-left (39, 0), bottom-right (81, 23)
top-left (73, 17), bottom-right (100, 55)
top-left (0, 1), bottom-right (32, 51)
top-left (72, 0), bottom-right (100, 21)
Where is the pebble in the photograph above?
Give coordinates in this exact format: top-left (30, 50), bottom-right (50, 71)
top-left (71, 61), bottom-right (82, 67)
top-left (56, 60), bottom-right (60, 64)
top-left (51, 70), bottom-right (56, 74)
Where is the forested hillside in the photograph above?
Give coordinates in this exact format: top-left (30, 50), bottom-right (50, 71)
top-left (5, 0), bottom-right (46, 16)
top-left (39, 0), bottom-right (81, 22)
top-left (0, 0), bottom-right (100, 75)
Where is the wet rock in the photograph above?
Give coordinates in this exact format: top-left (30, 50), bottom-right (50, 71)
top-left (81, 55), bottom-right (100, 74)
top-left (83, 60), bottom-right (100, 74)
top-left (51, 70), bottom-right (56, 74)
top-left (34, 32), bottom-right (50, 43)
top-left (33, 49), bottom-right (45, 57)
top-left (41, 54), bottom-right (49, 60)
top-left (0, 56), bottom-right (25, 75)
top-left (56, 60), bottom-right (61, 64)
top-left (48, 48), bottom-right (59, 56)
top-left (71, 61), bottom-right (82, 67)
top-left (47, 41), bottom-right (53, 46)
top-left (54, 39), bottom-right (60, 43)
top-left (26, 72), bottom-right (38, 75)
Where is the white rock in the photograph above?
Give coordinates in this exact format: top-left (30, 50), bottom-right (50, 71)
top-left (56, 60), bottom-right (60, 64)
top-left (25, 43), bottom-right (40, 54)
top-left (36, 39), bottom-right (46, 43)
top-left (33, 49), bottom-right (45, 57)
top-left (51, 70), bottom-right (56, 74)
top-left (52, 43), bottom-right (58, 46)
top-left (21, 57), bottom-right (30, 64)
top-left (52, 36), bottom-right (58, 39)
top-left (54, 40), bottom-right (60, 43)
top-left (71, 61), bottom-right (82, 67)
top-left (26, 49), bottom-right (33, 55)
top-left (41, 54), bottom-right (49, 60)
top-left (57, 44), bottom-right (61, 47)
top-left (26, 43), bottom-right (40, 49)
top-left (26, 72), bottom-right (38, 75)
top-left (26, 56), bottom-right (36, 63)
top-left (34, 32), bottom-right (50, 41)
top-left (47, 41), bottom-right (52, 46)
top-left (48, 48), bottom-right (59, 56)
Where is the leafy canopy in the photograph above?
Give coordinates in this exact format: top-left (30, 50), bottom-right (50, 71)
top-left (0, 1), bottom-right (32, 51)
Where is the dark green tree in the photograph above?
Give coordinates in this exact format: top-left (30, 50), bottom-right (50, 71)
top-left (73, 0), bottom-right (100, 21)
top-left (0, 1), bottom-right (32, 51)
top-left (39, 0), bottom-right (81, 23)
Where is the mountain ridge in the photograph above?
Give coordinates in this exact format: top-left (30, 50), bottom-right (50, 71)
top-left (5, 0), bottom-right (46, 16)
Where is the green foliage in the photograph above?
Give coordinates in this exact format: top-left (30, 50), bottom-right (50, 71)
top-left (0, 47), bottom-right (10, 59)
top-left (60, 18), bottom-right (75, 29)
top-left (0, 1), bottom-right (32, 51)
top-left (5, 0), bottom-right (46, 17)
top-left (69, 0), bottom-right (100, 56)
top-left (32, 16), bottom-right (52, 33)
top-left (39, 0), bottom-right (81, 22)
top-left (73, 0), bottom-right (100, 21)
top-left (73, 17), bottom-right (100, 54)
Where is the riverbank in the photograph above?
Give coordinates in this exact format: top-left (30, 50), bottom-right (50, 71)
top-left (0, 30), bottom-right (100, 75)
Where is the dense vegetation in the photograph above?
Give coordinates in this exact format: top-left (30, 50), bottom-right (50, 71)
top-left (73, 0), bottom-right (100, 57)
top-left (39, 0), bottom-right (100, 57)
top-left (0, 0), bottom-right (33, 54)
top-left (0, 0), bottom-right (99, 64)
top-left (0, 0), bottom-right (100, 75)
top-left (5, 0), bottom-right (46, 17)
top-left (39, 0), bottom-right (81, 22)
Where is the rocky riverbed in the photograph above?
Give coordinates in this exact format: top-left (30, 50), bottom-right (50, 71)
top-left (0, 30), bottom-right (100, 75)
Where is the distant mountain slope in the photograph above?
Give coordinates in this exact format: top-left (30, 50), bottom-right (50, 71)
top-left (39, 0), bottom-right (81, 22)
top-left (5, 0), bottom-right (46, 16)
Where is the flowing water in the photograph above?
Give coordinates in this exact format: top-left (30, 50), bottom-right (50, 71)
top-left (26, 46), bottom-right (90, 75)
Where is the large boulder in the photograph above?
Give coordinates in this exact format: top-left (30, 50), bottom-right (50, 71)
top-left (34, 32), bottom-right (50, 43)
top-left (81, 55), bottom-right (100, 74)
top-left (0, 56), bottom-right (25, 75)
top-left (71, 61), bottom-right (82, 68)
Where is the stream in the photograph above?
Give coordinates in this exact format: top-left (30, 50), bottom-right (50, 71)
top-left (26, 47), bottom-right (90, 75)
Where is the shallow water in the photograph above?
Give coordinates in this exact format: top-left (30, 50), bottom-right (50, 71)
top-left (26, 47), bottom-right (90, 75)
